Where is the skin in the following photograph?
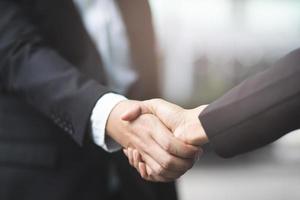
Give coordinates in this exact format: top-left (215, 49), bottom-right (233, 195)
top-left (105, 99), bottom-right (203, 182)
top-left (120, 99), bottom-right (209, 181)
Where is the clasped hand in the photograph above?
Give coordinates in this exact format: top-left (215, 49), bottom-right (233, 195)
top-left (106, 99), bottom-right (208, 182)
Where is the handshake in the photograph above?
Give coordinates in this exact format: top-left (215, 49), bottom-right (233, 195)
top-left (106, 98), bottom-right (209, 182)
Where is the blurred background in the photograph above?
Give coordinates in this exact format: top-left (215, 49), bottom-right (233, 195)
top-left (148, 1), bottom-right (300, 199)
top-left (78, 0), bottom-right (300, 199)
top-left (150, 0), bottom-right (300, 106)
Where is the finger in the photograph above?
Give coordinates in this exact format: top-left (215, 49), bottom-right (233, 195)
top-left (138, 162), bottom-right (155, 181)
top-left (121, 102), bottom-right (152, 121)
top-left (151, 126), bottom-right (199, 159)
top-left (138, 162), bottom-right (148, 178)
top-left (121, 104), bottom-right (143, 121)
top-left (147, 144), bottom-right (195, 174)
top-left (138, 162), bottom-right (175, 182)
top-left (129, 115), bottom-right (195, 175)
top-left (143, 99), bottom-right (183, 131)
top-left (175, 126), bottom-right (208, 146)
top-left (127, 150), bottom-right (151, 179)
top-left (122, 98), bottom-right (184, 135)
top-left (123, 149), bottom-right (131, 164)
top-left (136, 132), bottom-right (195, 177)
top-left (125, 148), bottom-right (140, 169)
top-left (133, 149), bottom-right (142, 169)
top-left (134, 161), bottom-right (153, 181)
top-left (123, 148), bottom-right (128, 157)
top-left (142, 121), bottom-right (196, 171)
top-left (145, 164), bottom-right (152, 177)
top-left (141, 100), bottom-right (201, 158)
top-left (139, 151), bottom-right (184, 180)
top-left (128, 148), bottom-right (134, 166)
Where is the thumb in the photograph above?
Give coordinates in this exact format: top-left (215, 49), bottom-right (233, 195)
top-left (121, 104), bottom-right (142, 121)
top-left (121, 102), bottom-right (152, 121)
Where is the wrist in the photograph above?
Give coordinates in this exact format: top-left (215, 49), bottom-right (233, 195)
top-left (186, 105), bottom-right (209, 145)
top-left (105, 99), bottom-right (141, 148)
top-left (105, 100), bottom-right (129, 147)
top-left (90, 93), bottom-right (126, 152)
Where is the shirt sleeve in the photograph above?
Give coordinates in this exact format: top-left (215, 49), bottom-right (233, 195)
top-left (90, 92), bottom-right (127, 152)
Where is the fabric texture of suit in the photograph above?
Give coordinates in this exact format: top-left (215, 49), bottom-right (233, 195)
top-left (0, 0), bottom-right (176, 200)
top-left (200, 48), bottom-right (300, 158)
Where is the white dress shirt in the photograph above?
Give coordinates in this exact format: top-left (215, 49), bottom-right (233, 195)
top-left (74, 0), bottom-right (137, 152)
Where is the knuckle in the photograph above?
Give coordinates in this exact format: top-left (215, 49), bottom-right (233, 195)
top-left (182, 137), bottom-right (190, 144)
top-left (154, 165), bottom-right (165, 176)
top-left (182, 134), bottom-right (193, 144)
top-left (153, 98), bottom-right (163, 102)
top-left (182, 144), bottom-right (198, 157)
top-left (142, 128), bottom-right (152, 137)
top-left (151, 98), bottom-right (164, 105)
top-left (186, 138), bottom-right (196, 145)
top-left (161, 156), bottom-right (173, 170)
top-left (186, 148), bottom-right (197, 158)
top-left (138, 143), bottom-right (148, 153)
top-left (163, 140), bottom-right (172, 152)
top-left (147, 169), bottom-right (153, 177)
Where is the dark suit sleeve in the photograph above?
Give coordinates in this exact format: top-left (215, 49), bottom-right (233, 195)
top-left (0, 1), bottom-right (110, 145)
top-left (199, 48), bottom-right (300, 158)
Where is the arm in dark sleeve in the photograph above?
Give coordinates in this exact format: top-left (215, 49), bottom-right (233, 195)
top-left (199, 48), bottom-right (300, 158)
top-left (0, 1), bottom-right (109, 145)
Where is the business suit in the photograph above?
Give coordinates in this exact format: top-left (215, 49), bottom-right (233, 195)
top-left (0, 0), bottom-right (176, 200)
top-left (200, 48), bottom-right (300, 158)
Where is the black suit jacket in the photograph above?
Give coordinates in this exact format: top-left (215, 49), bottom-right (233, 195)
top-left (0, 0), bottom-right (176, 200)
top-left (200, 49), bottom-right (300, 158)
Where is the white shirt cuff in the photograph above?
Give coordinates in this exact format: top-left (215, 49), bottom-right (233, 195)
top-left (90, 93), bottom-right (127, 152)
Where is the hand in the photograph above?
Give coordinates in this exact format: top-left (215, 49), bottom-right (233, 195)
top-left (122, 99), bottom-right (209, 146)
top-left (106, 100), bottom-right (202, 182)
top-left (121, 99), bottom-right (209, 180)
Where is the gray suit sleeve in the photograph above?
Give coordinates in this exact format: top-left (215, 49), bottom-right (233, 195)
top-left (199, 49), bottom-right (300, 158)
